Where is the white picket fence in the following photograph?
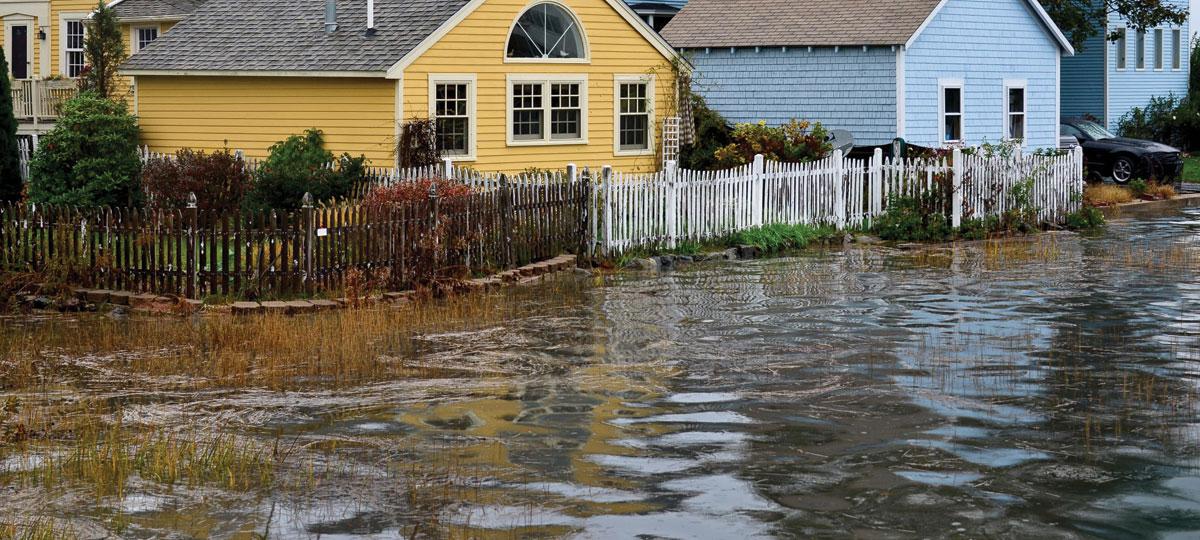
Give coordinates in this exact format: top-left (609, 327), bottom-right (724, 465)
top-left (598, 146), bottom-right (1085, 253)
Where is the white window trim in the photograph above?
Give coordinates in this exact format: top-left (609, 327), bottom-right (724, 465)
top-left (3, 16), bottom-right (35, 80)
top-left (1153, 28), bottom-right (1164, 71)
top-left (131, 24), bottom-right (159, 53)
top-left (938, 78), bottom-right (964, 146)
top-left (427, 73), bottom-right (477, 162)
top-left (59, 12), bottom-right (87, 77)
top-left (505, 73), bottom-right (589, 147)
top-left (613, 74), bottom-right (655, 157)
top-left (503, 0), bottom-right (591, 64)
top-left (1003, 79), bottom-right (1027, 144)
top-left (1171, 28), bottom-right (1183, 71)
top-left (1115, 26), bottom-right (1127, 71)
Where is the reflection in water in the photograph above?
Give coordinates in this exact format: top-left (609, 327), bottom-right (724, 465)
top-left (3, 206), bottom-right (1200, 539)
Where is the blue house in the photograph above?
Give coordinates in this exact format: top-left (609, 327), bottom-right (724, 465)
top-left (626, 0), bottom-right (687, 32)
top-left (1061, 1), bottom-right (1191, 131)
top-left (661, 0), bottom-right (1075, 150)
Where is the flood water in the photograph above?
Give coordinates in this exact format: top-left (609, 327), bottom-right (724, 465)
top-left (4, 203), bottom-right (1200, 539)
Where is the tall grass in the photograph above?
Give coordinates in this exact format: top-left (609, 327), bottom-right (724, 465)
top-left (729, 223), bottom-right (839, 253)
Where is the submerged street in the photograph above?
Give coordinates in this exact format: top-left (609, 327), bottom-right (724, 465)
top-left (2, 203), bottom-right (1199, 539)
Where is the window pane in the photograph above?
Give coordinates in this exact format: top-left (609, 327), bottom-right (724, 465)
top-left (1008, 88), bottom-right (1024, 114)
top-left (1155, 29), bottom-right (1163, 69)
top-left (1173, 29), bottom-right (1181, 69)
top-left (618, 82), bottom-right (650, 151)
top-left (512, 83), bottom-right (544, 140)
top-left (551, 109), bottom-right (580, 139)
top-left (620, 114), bottom-right (648, 150)
top-left (549, 83), bottom-right (581, 140)
top-left (944, 87), bottom-right (961, 114)
top-left (1009, 114), bottom-right (1024, 140)
top-left (1116, 29), bottom-right (1127, 69)
top-left (1137, 31), bottom-right (1145, 69)
top-left (507, 3), bottom-right (585, 59)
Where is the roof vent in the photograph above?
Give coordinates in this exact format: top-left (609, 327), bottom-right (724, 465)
top-left (324, 0), bottom-right (337, 33)
top-left (365, 0), bottom-right (376, 36)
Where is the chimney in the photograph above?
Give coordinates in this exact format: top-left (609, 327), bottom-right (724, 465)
top-left (324, 0), bottom-right (337, 33)
top-left (366, 0), bottom-right (376, 36)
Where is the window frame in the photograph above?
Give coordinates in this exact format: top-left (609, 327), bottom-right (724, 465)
top-left (132, 24), bottom-right (159, 53)
top-left (427, 74), bottom-right (477, 162)
top-left (1003, 79), bottom-right (1027, 143)
top-left (60, 13), bottom-right (88, 77)
top-left (1115, 27), bottom-right (1127, 70)
top-left (503, 1), bottom-right (590, 64)
top-left (1154, 28), bottom-right (1164, 70)
top-left (938, 79), bottom-right (964, 146)
top-left (613, 74), bottom-right (655, 156)
top-left (1136, 29), bottom-right (1146, 70)
top-left (505, 73), bottom-right (589, 147)
top-left (1172, 28), bottom-right (1183, 70)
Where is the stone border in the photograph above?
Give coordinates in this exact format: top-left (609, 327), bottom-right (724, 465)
top-left (1098, 192), bottom-right (1200, 218)
top-left (21, 254), bottom-right (580, 317)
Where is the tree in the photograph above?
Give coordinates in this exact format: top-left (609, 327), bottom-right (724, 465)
top-left (1040, 0), bottom-right (1188, 51)
top-left (242, 129), bottom-right (366, 212)
top-left (1191, 36), bottom-right (1199, 104)
top-left (27, 92), bottom-right (141, 207)
top-left (0, 49), bottom-right (23, 201)
top-left (82, 0), bottom-right (126, 99)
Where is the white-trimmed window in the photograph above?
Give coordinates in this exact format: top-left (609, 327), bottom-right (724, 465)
top-left (1004, 81), bottom-right (1026, 142)
top-left (939, 80), bottom-right (963, 144)
top-left (63, 18), bottom-right (85, 77)
top-left (1154, 28), bottom-right (1164, 70)
top-left (1136, 30), bottom-right (1146, 69)
top-left (429, 75), bottom-right (476, 159)
top-left (615, 76), bottom-right (654, 154)
top-left (505, 2), bottom-right (587, 62)
top-left (1172, 28), bottom-right (1183, 70)
top-left (134, 25), bottom-right (159, 52)
top-left (506, 75), bottom-right (588, 145)
top-left (1115, 28), bottom-right (1127, 70)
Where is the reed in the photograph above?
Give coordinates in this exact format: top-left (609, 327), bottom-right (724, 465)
top-left (1083, 184), bottom-right (1133, 206)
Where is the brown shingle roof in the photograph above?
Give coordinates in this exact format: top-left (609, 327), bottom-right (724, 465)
top-left (661, 0), bottom-right (943, 48)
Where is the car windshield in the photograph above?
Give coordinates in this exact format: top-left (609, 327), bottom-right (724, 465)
top-left (1074, 121), bottom-right (1116, 140)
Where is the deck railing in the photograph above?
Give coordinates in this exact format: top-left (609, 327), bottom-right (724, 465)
top-left (11, 79), bottom-right (79, 123)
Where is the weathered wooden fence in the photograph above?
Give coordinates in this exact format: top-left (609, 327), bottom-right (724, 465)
top-left (0, 177), bottom-right (589, 299)
top-left (598, 147), bottom-right (1085, 253)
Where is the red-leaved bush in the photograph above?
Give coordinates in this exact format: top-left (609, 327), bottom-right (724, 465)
top-left (142, 148), bottom-right (251, 212)
top-left (361, 178), bottom-right (473, 210)
top-left (361, 178), bottom-right (477, 292)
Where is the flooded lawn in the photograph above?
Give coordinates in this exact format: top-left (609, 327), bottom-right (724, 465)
top-left (2, 204), bottom-right (1199, 539)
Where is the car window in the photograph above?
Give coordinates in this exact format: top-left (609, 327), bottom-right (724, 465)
top-left (1060, 124), bottom-right (1084, 139)
top-left (1075, 121), bottom-right (1115, 140)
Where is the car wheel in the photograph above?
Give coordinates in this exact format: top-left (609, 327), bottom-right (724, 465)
top-left (1110, 156), bottom-right (1136, 184)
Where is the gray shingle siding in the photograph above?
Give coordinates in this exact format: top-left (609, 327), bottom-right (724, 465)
top-left (121, 0), bottom-right (470, 73)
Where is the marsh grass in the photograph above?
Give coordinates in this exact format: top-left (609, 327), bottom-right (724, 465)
top-left (0, 518), bottom-right (74, 540)
top-left (1084, 184), bottom-right (1134, 206)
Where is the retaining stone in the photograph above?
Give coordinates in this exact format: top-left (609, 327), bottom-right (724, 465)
top-left (231, 302), bottom-right (262, 316)
top-left (108, 291), bottom-right (133, 306)
top-left (284, 300), bottom-right (315, 314)
top-left (310, 300), bottom-right (339, 311)
top-left (130, 294), bottom-right (157, 308)
top-left (85, 290), bottom-right (112, 304)
top-left (260, 301), bottom-right (289, 314)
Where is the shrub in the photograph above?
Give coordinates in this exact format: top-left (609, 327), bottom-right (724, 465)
top-left (361, 178), bottom-right (473, 210)
top-left (872, 193), bottom-right (953, 242)
top-left (1083, 184), bottom-right (1134, 206)
top-left (398, 118), bottom-right (441, 168)
top-left (27, 92), bottom-right (141, 207)
top-left (142, 148), bottom-right (251, 212)
top-left (1129, 178), bottom-right (1149, 198)
top-left (1065, 206), bottom-right (1105, 231)
top-left (678, 95), bottom-right (732, 171)
top-left (242, 129), bottom-right (365, 212)
top-left (1145, 181), bottom-right (1176, 200)
top-left (713, 119), bottom-right (832, 168)
top-left (0, 53), bottom-right (21, 202)
top-left (1117, 94), bottom-right (1200, 151)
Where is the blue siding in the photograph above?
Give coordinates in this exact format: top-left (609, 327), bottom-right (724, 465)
top-left (1061, 32), bottom-right (1106, 119)
top-left (1104, 3), bottom-right (1190, 130)
top-left (688, 46), bottom-right (898, 145)
top-left (904, 0), bottom-right (1063, 149)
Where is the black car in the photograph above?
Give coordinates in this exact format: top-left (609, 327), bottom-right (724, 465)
top-left (1060, 119), bottom-right (1184, 184)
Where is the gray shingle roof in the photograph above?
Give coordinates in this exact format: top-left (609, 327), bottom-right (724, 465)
top-left (111, 0), bottom-right (207, 21)
top-left (122, 0), bottom-right (471, 73)
top-left (661, 0), bottom-right (943, 48)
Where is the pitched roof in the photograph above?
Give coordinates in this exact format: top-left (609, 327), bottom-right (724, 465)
top-left (121, 0), bottom-right (471, 74)
top-left (109, 0), bottom-right (206, 21)
top-left (661, 0), bottom-right (943, 47)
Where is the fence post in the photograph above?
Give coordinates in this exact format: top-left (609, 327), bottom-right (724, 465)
top-left (1073, 145), bottom-right (1085, 212)
top-left (499, 174), bottom-right (513, 268)
top-left (443, 157), bottom-right (454, 180)
top-left (429, 181), bottom-right (441, 272)
top-left (665, 160), bottom-right (679, 249)
top-left (752, 154), bottom-right (765, 227)
top-left (185, 192), bottom-right (198, 299)
top-left (833, 149), bottom-right (846, 228)
top-left (301, 192), bottom-right (314, 294)
top-left (601, 166), bottom-right (612, 257)
top-left (871, 148), bottom-right (884, 219)
top-left (951, 148), bottom-right (964, 229)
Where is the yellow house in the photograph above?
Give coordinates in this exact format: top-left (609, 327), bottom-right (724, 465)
top-left (0, 0), bottom-right (202, 135)
top-left (120, 0), bottom-right (683, 172)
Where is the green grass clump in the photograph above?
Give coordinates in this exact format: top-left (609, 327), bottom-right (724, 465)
top-left (1183, 155), bottom-right (1199, 183)
top-left (1064, 206), bottom-right (1106, 231)
top-left (729, 223), bottom-right (838, 254)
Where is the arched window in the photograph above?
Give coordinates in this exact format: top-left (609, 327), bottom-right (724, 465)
top-left (506, 2), bottom-right (586, 60)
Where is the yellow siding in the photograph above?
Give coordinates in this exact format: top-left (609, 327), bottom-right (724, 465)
top-left (0, 13), bottom-right (45, 79)
top-left (136, 76), bottom-right (397, 165)
top-left (50, 0), bottom-right (95, 77)
top-left (403, 0), bottom-right (677, 173)
top-left (114, 21), bottom-right (173, 104)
